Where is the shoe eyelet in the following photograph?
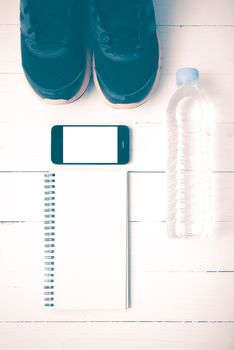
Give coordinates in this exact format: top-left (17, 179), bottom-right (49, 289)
top-left (103, 35), bottom-right (109, 44)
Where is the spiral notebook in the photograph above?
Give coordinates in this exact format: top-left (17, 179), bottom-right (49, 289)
top-left (44, 170), bottom-right (128, 310)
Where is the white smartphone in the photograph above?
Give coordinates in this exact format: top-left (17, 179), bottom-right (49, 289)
top-left (51, 125), bottom-right (130, 165)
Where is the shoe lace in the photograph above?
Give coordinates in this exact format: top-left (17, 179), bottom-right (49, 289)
top-left (21, 0), bottom-right (72, 46)
top-left (93, 0), bottom-right (149, 54)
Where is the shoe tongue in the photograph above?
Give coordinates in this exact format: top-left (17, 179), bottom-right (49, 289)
top-left (95, 0), bottom-right (142, 53)
top-left (95, 0), bottom-right (140, 15)
top-left (95, 0), bottom-right (139, 6)
top-left (25, 0), bottom-right (71, 47)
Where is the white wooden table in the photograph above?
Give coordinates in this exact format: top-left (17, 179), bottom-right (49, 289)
top-left (0, 0), bottom-right (234, 349)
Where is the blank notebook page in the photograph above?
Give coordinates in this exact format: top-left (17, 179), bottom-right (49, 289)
top-left (53, 170), bottom-right (128, 310)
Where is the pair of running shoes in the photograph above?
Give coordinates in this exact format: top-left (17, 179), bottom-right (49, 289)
top-left (20, 0), bottom-right (160, 109)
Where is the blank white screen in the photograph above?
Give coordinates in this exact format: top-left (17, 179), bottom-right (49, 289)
top-left (63, 126), bottom-right (118, 163)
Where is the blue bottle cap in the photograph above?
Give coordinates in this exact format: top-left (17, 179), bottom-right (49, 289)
top-left (176, 67), bottom-right (200, 86)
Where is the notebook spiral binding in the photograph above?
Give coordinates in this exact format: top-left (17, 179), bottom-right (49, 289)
top-left (44, 173), bottom-right (56, 307)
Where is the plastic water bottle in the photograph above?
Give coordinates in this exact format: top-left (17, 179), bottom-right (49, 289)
top-left (166, 67), bottom-right (212, 238)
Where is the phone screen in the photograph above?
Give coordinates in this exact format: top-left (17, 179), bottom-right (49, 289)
top-left (63, 126), bottom-right (118, 164)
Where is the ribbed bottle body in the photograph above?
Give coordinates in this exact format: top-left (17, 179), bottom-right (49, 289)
top-left (166, 85), bottom-right (212, 238)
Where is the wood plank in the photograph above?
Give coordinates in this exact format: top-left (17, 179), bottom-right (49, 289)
top-left (131, 222), bottom-right (234, 271)
top-left (0, 223), bottom-right (43, 272)
top-left (1, 220), bottom-right (234, 277)
top-left (0, 26), bottom-right (21, 73)
top-left (0, 71), bottom-right (233, 125)
top-left (1, 224), bottom-right (234, 321)
top-left (0, 0), bottom-right (19, 24)
top-left (133, 123), bottom-right (234, 171)
top-left (1, 120), bottom-right (234, 171)
top-left (0, 72), bottom-right (169, 124)
top-left (0, 123), bottom-right (51, 171)
top-left (130, 172), bottom-right (234, 222)
top-left (155, 0), bottom-right (234, 26)
top-left (0, 323), bottom-right (234, 350)
top-left (158, 27), bottom-right (234, 75)
top-left (0, 173), bottom-right (44, 221)
top-left (1, 268), bottom-right (234, 321)
top-left (1, 162), bottom-right (234, 223)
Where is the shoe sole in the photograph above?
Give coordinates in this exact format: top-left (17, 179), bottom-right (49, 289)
top-left (93, 32), bottom-right (162, 109)
top-left (30, 50), bottom-right (91, 105)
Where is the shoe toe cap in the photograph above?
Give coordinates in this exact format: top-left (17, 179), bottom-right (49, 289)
top-left (21, 36), bottom-right (87, 100)
top-left (94, 41), bottom-right (159, 105)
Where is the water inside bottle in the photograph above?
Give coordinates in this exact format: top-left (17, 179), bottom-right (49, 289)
top-left (173, 97), bottom-right (211, 238)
